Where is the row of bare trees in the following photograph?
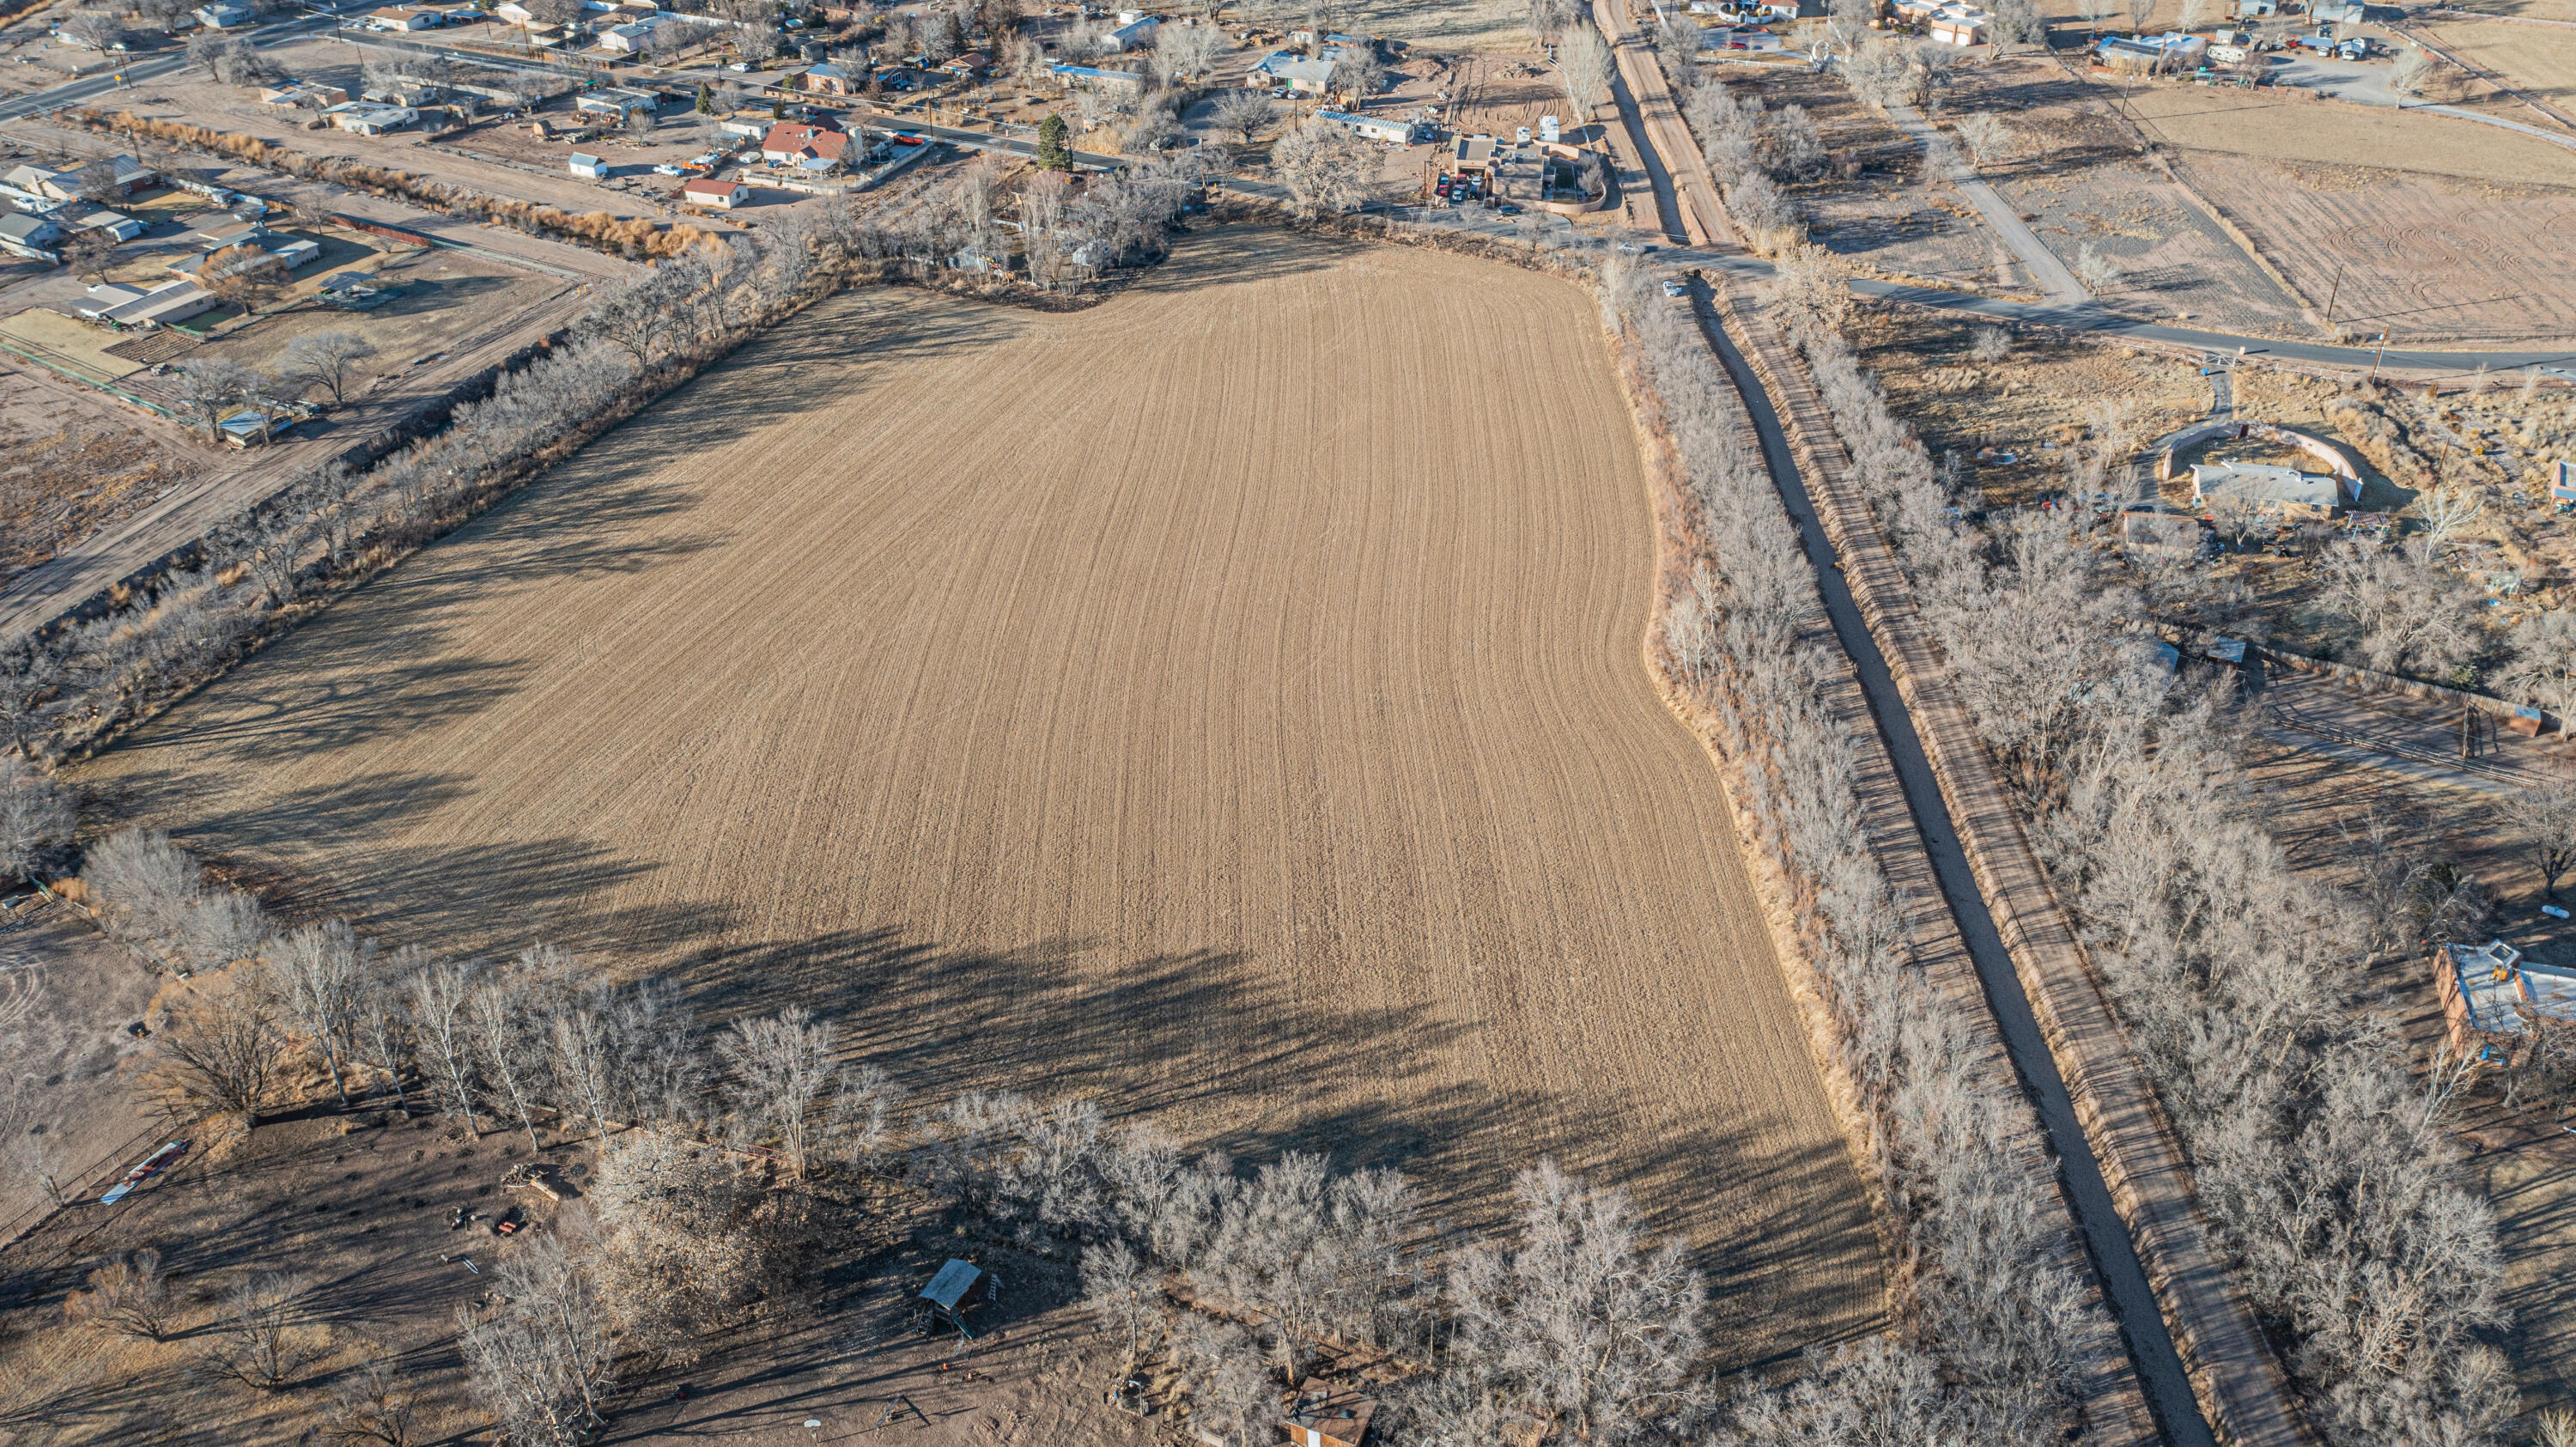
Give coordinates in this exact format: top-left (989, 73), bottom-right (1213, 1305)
top-left (1607, 264), bottom-right (2121, 1445)
top-left (0, 207), bottom-right (915, 768)
top-left (1761, 292), bottom-right (2518, 1446)
top-left (863, 150), bottom-right (1214, 290)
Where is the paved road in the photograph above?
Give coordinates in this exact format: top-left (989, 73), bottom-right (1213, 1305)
top-left (1880, 97), bottom-right (2088, 303)
top-left (0, 9), bottom-right (351, 121)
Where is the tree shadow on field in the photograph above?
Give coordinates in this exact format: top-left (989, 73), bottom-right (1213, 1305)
top-left (674, 922), bottom-right (1887, 1368)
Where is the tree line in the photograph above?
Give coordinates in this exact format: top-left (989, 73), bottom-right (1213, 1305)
top-left (1606, 264), bottom-right (2127, 1446)
top-left (1758, 278), bottom-right (2518, 1446)
top-left (38, 828), bottom-right (1733, 1446)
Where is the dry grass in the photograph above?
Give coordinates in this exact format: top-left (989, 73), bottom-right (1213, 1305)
top-left (74, 228), bottom-right (1884, 1367)
top-left (2119, 85), bottom-right (2576, 187)
top-left (2424, 19), bottom-right (2576, 112)
top-left (2177, 155), bottom-right (2576, 345)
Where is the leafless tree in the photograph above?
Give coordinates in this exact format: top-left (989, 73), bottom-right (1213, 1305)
top-left (1955, 111), bottom-right (2013, 165)
top-left (718, 1006), bottom-right (838, 1181)
top-left (1201, 1152), bottom-right (1347, 1379)
top-left (196, 1271), bottom-right (325, 1390)
top-left (282, 331), bottom-right (378, 410)
top-left (1079, 1240), bottom-right (1163, 1382)
top-left (1212, 88), bottom-right (1273, 144)
top-left (177, 887), bottom-right (265, 976)
top-left (1558, 23), bottom-right (1613, 118)
top-left (468, 969), bottom-right (550, 1152)
top-left (548, 997), bottom-right (619, 1144)
top-left (2312, 538), bottom-right (2486, 681)
top-left (355, 962), bottom-right (415, 1115)
top-left (270, 918), bottom-right (368, 1109)
top-left (145, 986), bottom-right (287, 1123)
top-left (0, 633), bottom-right (63, 758)
top-left (1170, 1311), bottom-right (1276, 1447)
top-left (66, 1249), bottom-right (179, 1341)
top-left (189, 32), bottom-right (283, 86)
top-left (0, 754), bottom-right (72, 885)
top-left (1989, 0), bottom-right (2041, 50)
top-left (2522, 775), bottom-right (2576, 901)
top-left (1760, 104), bottom-right (1826, 180)
top-left (1272, 115), bottom-right (1373, 216)
top-left (2412, 483), bottom-right (2484, 561)
top-left (2501, 608), bottom-right (2576, 739)
top-left (321, 1347), bottom-right (421, 1446)
top-left (2389, 45), bottom-right (2437, 97)
top-left (458, 1235), bottom-right (615, 1438)
top-left (404, 951), bottom-right (483, 1135)
top-left (173, 356), bottom-right (259, 444)
top-left (61, 10), bottom-right (128, 52)
top-left (1445, 1161), bottom-right (1706, 1444)
top-left (56, 224), bottom-right (118, 288)
top-left (586, 1132), bottom-right (780, 1356)
top-left (2070, 240), bottom-right (2119, 292)
top-left (1527, 0), bottom-right (1578, 43)
top-left (1155, 21), bottom-right (1221, 81)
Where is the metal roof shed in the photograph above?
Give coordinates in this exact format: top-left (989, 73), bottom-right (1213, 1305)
top-left (920, 1259), bottom-right (985, 1312)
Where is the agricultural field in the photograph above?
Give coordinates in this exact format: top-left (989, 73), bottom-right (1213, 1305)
top-left (2177, 155), bottom-right (2576, 346)
top-left (2421, 19), bottom-right (2576, 115)
top-left (74, 229), bottom-right (1885, 1368)
top-left (2117, 82), bottom-right (2576, 187)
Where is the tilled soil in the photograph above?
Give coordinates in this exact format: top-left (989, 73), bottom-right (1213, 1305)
top-left (78, 228), bottom-right (1882, 1367)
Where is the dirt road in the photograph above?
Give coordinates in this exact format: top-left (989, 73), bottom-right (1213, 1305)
top-left (77, 228), bottom-right (1884, 1365)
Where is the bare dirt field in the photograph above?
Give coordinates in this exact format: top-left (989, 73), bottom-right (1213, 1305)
top-left (72, 228), bottom-right (1885, 1367)
top-left (2117, 81), bottom-right (2576, 186)
top-left (0, 364), bottom-right (193, 581)
top-left (0, 910), bottom-right (161, 1233)
top-left (2177, 154), bottom-right (2576, 345)
top-left (1953, 61), bottom-right (2310, 332)
top-left (1345, 0), bottom-right (1538, 53)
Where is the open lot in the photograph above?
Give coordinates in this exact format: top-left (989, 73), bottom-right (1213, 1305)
top-left (2422, 18), bottom-right (2576, 115)
top-left (2177, 154), bottom-right (2576, 346)
top-left (72, 227), bottom-right (1883, 1368)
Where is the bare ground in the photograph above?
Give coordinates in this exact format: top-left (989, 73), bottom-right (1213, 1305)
top-left (72, 227), bottom-right (1885, 1369)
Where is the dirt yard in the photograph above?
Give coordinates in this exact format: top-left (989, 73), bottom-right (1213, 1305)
top-left (71, 228), bottom-right (1885, 1368)
top-left (1344, 0), bottom-right (1540, 53)
top-left (0, 910), bottom-right (161, 1233)
top-left (0, 365), bottom-right (194, 583)
top-left (2244, 729), bottom-right (2576, 1432)
top-left (2424, 16), bottom-right (2576, 110)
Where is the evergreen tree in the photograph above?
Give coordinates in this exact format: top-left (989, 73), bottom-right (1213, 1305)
top-left (695, 82), bottom-right (713, 114)
top-left (1036, 112), bottom-right (1072, 170)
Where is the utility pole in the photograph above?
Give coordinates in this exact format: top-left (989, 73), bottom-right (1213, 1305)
top-left (2368, 327), bottom-right (2390, 385)
top-left (2323, 259), bottom-right (2342, 328)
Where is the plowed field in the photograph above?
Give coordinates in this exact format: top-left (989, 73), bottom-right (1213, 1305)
top-left (80, 228), bottom-right (1880, 1363)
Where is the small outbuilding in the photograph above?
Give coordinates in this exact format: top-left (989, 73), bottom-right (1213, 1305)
top-left (681, 175), bottom-right (749, 207)
top-left (1315, 106), bottom-right (1419, 143)
top-left (194, 2), bottom-right (253, 26)
top-left (1249, 51), bottom-right (1336, 92)
top-left (917, 1259), bottom-right (993, 1335)
top-left (568, 152), bottom-right (611, 177)
top-left (325, 100), bottom-right (419, 134)
top-left (2434, 939), bottom-right (2576, 1061)
top-left (0, 211), bottom-right (62, 260)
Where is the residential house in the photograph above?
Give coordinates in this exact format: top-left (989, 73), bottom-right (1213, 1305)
top-left (0, 212), bottom-right (62, 260)
top-left (759, 120), bottom-right (851, 168)
top-left (2189, 461), bottom-right (2344, 520)
top-left (2434, 939), bottom-right (2576, 1059)
top-left (59, 203), bottom-right (147, 241)
top-left (596, 17), bottom-right (657, 50)
top-left (184, 213), bottom-right (266, 250)
top-left (324, 101), bottom-right (418, 134)
top-left (1315, 107), bottom-right (1419, 143)
top-left (14, 155), bottom-right (156, 200)
top-left (362, 82), bottom-right (447, 106)
top-left (76, 282), bottom-right (148, 318)
top-left (259, 81), bottom-right (353, 108)
top-left (940, 50), bottom-right (990, 76)
top-left (1104, 15), bottom-right (1158, 49)
top-left (1051, 62), bottom-right (1145, 90)
top-left (1249, 51), bottom-right (1335, 92)
top-left (192, 2), bottom-right (252, 25)
top-left (805, 59), bottom-right (859, 94)
top-left (98, 277), bottom-right (213, 328)
top-left (568, 152), bottom-right (611, 177)
top-left (680, 175), bottom-right (750, 207)
top-left (1927, 4), bottom-right (1990, 44)
top-left (367, 6), bottom-right (445, 29)
top-left (574, 86), bottom-right (659, 119)
top-left (0, 164), bottom-right (72, 207)
top-left (2310, 0), bottom-right (2365, 20)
